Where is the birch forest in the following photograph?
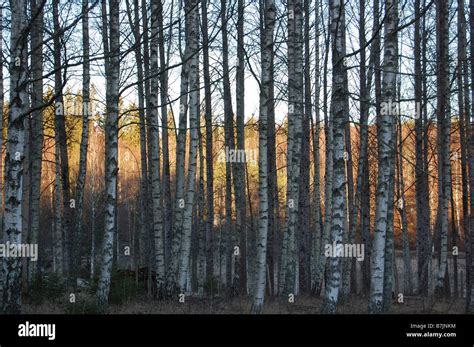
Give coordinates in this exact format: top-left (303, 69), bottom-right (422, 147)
top-left (0, 0), bottom-right (473, 315)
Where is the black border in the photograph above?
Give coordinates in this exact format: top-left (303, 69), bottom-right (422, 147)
top-left (0, 314), bottom-right (472, 345)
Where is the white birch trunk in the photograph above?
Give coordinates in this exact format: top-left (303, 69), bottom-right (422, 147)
top-left (97, 0), bottom-right (120, 306)
top-left (369, 0), bottom-right (398, 313)
top-left (281, 0), bottom-right (303, 296)
top-left (168, 0), bottom-right (190, 292)
top-left (251, 0), bottom-right (274, 314)
top-left (321, 0), bottom-right (348, 313)
top-left (177, 0), bottom-right (200, 292)
top-left (150, 0), bottom-right (165, 298)
top-left (2, 0), bottom-right (28, 313)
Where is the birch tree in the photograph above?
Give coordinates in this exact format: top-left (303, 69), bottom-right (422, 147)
top-left (201, 0), bottom-right (214, 287)
top-left (97, 0), bottom-right (120, 306)
top-left (322, 0), bottom-right (348, 314)
top-left (265, 0), bottom-right (280, 296)
top-left (0, 7), bottom-right (4, 302)
top-left (2, 0), bottom-right (28, 314)
top-left (280, 0), bottom-right (303, 296)
top-left (299, 0), bottom-right (312, 294)
top-left (28, 0), bottom-right (45, 277)
top-left (125, 0), bottom-right (151, 293)
top-left (468, 0), bottom-right (474, 313)
top-left (396, 116), bottom-right (413, 294)
top-left (314, 13), bottom-right (332, 295)
top-left (177, 0), bottom-right (200, 293)
top-left (369, 0), bottom-right (398, 313)
top-left (73, 0), bottom-right (94, 281)
top-left (168, 0), bottom-right (190, 294)
top-left (53, 0), bottom-right (74, 286)
top-left (149, 0), bottom-right (165, 298)
top-left (235, 0), bottom-right (248, 295)
top-left (251, 0), bottom-right (275, 314)
top-left (158, 0), bottom-right (172, 271)
top-left (220, 0), bottom-right (237, 293)
top-left (357, 0), bottom-right (373, 294)
top-left (434, 0), bottom-right (451, 298)
top-left (310, 0), bottom-right (323, 294)
top-left (414, 0), bottom-right (431, 296)
top-left (456, 0), bottom-right (470, 306)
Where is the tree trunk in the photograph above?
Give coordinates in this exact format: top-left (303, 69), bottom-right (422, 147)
top-left (157, 0), bottom-right (172, 272)
top-left (310, 0), bottom-right (323, 295)
top-left (434, 0), bottom-right (451, 298)
top-left (235, 0), bottom-right (248, 296)
top-left (281, 0), bottom-right (303, 296)
top-left (0, 7), bottom-right (4, 303)
top-left (251, 0), bottom-right (274, 314)
top-left (97, 0), bottom-right (120, 306)
top-left (2, 0), bottom-right (28, 313)
top-left (53, 154), bottom-right (64, 277)
top-left (28, 0), bottom-right (45, 278)
top-left (396, 119), bottom-right (413, 295)
top-left (149, 0), bottom-right (165, 298)
top-left (354, 0), bottom-right (372, 295)
top-left (369, 0), bottom-right (398, 313)
top-left (53, 0), bottom-right (74, 288)
top-left (74, 0), bottom-right (93, 284)
top-left (168, 0), bottom-right (190, 293)
top-left (321, 0), bottom-right (348, 314)
top-left (201, 0), bottom-right (215, 290)
top-left (220, 0), bottom-right (237, 294)
top-left (414, 0), bottom-right (431, 296)
top-left (298, 0), bottom-right (312, 294)
top-left (177, 0), bottom-right (200, 293)
top-left (313, 14), bottom-right (332, 295)
top-left (456, 0), bottom-right (470, 305)
top-left (467, 0), bottom-right (474, 312)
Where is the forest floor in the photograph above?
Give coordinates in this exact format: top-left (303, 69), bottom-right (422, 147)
top-left (23, 294), bottom-right (466, 314)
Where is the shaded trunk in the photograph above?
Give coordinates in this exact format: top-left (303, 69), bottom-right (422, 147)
top-left (235, 0), bottom-right (248, 296)
top-left (28, 0), bottom-right (45, 278)
top-left (310, 0), bottom-right (323, 295)
top-left (414, 0), bottom-right (431, 296)
top-left (158, 0), bottom-right (172, 271)
top-left (53, 0), bottom-right (74, 288)
top-left (314, 13), bottom-right (332, 295)
top-left (220, 0), bottom-right (237, 293)
top-left (74, 0), bottom-right (93, 283)
top-left (434, 0), bottom-right (451, 298)
top-left (467, 0), bottom-right (474, 312)
top-left (201, 0), bottom-right (215, 289)
top-left (298, 0), bottom-right (311, 294)
top-left (396, 119), bottom-right (413, 295)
